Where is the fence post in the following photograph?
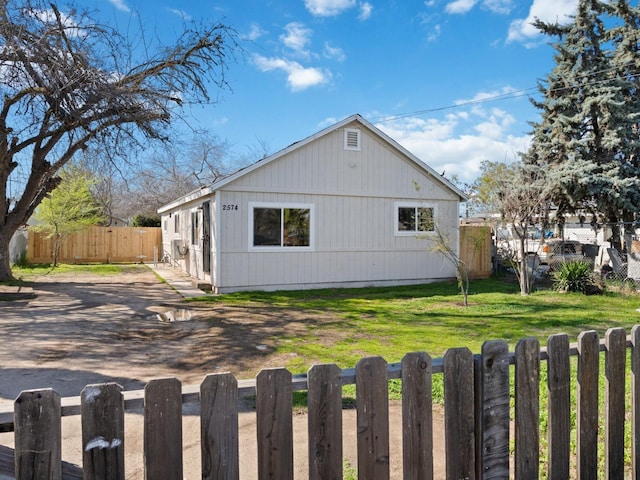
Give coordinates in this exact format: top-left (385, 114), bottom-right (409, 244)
top-left (256, 368), bottom-right (293, 480)
top-left (632, 325), bottom-right (640, 479)
top-left (144, 378), bottom-right (183, 480)
top-left (201, 373), bottom-right (239, 480)
top-left (605, 327), bottom-right (627, 479)
top-left (547, 333), bottom-right (570, 479)
top-left (577, 330), bottom-right (599, 480)
top-left (14, 389), bottom-right (61, 480)
top-left (480, 340), bottom-right (509, 479)
top-left (81, 383), bottom-right (124, 480)
top-left (356, 356), bottom-right (390, 480)
top-left (514, 337), bottom-right (539, 479)
top-left (307, 364), bottom-right (343, 480)
top-left (444, 347), bottom-right (475, 480)
top-left (401, 351), bottom-right (433, 480)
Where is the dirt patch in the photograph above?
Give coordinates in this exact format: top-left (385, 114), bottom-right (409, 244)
top-left (0, 266), bottom-right (348, 399)
top-left (0, 266), bottom-right (446, 479)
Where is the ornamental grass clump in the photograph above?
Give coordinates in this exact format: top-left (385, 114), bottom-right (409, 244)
top-left (552, 260), bottom-right (597, 294)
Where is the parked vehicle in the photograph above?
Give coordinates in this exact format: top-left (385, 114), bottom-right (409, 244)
top-left (539, 239), bottom-right (586, 271)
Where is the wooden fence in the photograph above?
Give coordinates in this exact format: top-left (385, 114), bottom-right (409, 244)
top-left (1, 325), bottom-right (638, 479)
top-left (28, 226), bottom-right (162, 264)
top-left (459, 225), bottom-right (492, 279)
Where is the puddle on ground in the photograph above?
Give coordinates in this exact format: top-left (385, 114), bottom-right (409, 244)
top-left (146, 308), bottom-right (194, 323)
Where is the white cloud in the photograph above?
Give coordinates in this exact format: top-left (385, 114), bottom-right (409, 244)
top-left (379, 117), bottom-right (529, 183)
top-left (482, 0), bottom-right (513, 14)
top-left (280, 22), bottom-right (313, 58)
top-left (29, 8), bottom-right (78, 28)
top-left (244, 23), bottom-right (267, 41)
top-left (446, 0), bottom-right (513, 15)
top-left (253, 55), bottom-right (330, 91)
top-left (445, 0), bottom-right (478, 14)
top-left (108, 0), bottom-right (130, 13)
top-left (507, 0), bottom-right (577, 43)
top-left (358, 2), bottom-right (373, 20)
top-left (323, 42), bottom-right (346, 62)
top-left (305, 0), bottom-right (356, 16)
top-left (319, 116), bottom-right (339, 128)
top-left (373, 93), bottom-right (530, 183)
top-left (426, 24), bottom-right (442, 42)
top-left (211, 117), bottom-right (229, 127)
top-left (167, 8), bottom-right (191, 21)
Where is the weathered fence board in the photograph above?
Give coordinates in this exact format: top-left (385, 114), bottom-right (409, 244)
top-left (443, 347), bottom-right (475, 480)
top-left (577, 330), bottom-right (599, 480)
top-left (307, 364), bottom-right (343, 480)
top-left (81, 383), bottom-right (124, 480)
top-left (14, 389), bottom-right (61, 480)
top-left (480, 340), bottom-right (510, 479)
top-left (144, 378), bottom-right (183, 480)
top-left (201, 373), bottom-right (239, 480)
top-left (28, 226), bottom-right (162, 264)
top-left (256, 368), bottom-right (293, 480)
top-left (605, 328), bottom-right (627, 479)
top-left (547, 333), bottom-right (570, 479)
top-left (401, 351), bottom-right (433, 480)
top-left (514, 337), bottom-right (539, 479)
top-left (5, 326), bottom-right (640, 479)
top-left (356, 356), bottom-right (390, 480)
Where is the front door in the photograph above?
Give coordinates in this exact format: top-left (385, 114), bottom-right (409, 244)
top-left (202, 201), bottom-right (211, 274)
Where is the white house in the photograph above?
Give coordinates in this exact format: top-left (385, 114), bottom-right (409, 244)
top-left (158, 114), bottom-right (468, 293)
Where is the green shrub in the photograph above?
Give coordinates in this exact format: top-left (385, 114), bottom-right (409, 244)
top-left (552, 260), bottom-right (596, 293)
top-left (131, 213), bottom-right (161, 227)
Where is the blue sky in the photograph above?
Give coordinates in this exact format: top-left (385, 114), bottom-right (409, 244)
top-left (94, 0), bottom-right (579, 185)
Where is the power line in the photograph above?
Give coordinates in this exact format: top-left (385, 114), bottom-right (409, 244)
top-left (372, 62), bottom-right (640, 124)
top-left (371, 87), bottom-right (538, 123)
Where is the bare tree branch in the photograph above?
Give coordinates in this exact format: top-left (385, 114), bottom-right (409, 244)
top-left (0, 0), bottom-right (239, 280)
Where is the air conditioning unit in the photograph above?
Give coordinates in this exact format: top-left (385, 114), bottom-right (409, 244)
top-left (172, 239), bottom-right (188, 258)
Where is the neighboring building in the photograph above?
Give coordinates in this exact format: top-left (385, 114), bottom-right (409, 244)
top-left (158, 114), bottom-right (468, 293)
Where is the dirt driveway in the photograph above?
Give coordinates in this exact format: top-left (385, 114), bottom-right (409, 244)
top-left (0, 265), bottom-right (445, 479)
top-left (0, 265), bottom-right (324, 397)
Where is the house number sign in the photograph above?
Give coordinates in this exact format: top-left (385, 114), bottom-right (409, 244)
top-left (222, 204), bottom-right (239, 211)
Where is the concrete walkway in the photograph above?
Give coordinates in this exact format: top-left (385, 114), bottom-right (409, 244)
top-left (146, 262), bottom-right (211, 298)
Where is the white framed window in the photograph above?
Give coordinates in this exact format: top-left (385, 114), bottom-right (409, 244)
top-left (191, 210), bottom-right (200, 246)
top-left (394, 202), bottom-right (436, 235)
top-left (174, 214), bottom-right (180, 234)
top-left (249, 202), bottom-right (314, 251)
top-left (344, 128), bottom-right (361, 151)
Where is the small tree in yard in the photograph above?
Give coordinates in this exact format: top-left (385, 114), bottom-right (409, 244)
top-left (423, 226), bottom-right (488, 307)
top-left (32, 166), bottom-right (106, 266)
top-left (0, 0), bottom-right (237, 281)
top-left (472, 160), bottom-right (551, 295)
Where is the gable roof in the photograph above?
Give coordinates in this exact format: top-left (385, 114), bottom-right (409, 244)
top-left (159, 114), bottom-right (468, 213)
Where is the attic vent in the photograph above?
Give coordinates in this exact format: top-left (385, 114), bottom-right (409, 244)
top-left (344, 128), bottom-right (361, 151)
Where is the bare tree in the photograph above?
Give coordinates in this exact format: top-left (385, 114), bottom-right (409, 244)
top-left (0, 0), bottom-right (238, 280)
top-left (114, 132), bottom-right (235, 218)
top-left (475, 162), bottom-right (551, 295)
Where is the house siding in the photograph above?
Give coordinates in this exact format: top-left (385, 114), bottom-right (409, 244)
top-left (212, 123), bottom-right (459, 292)
top-left (159, 116), bottom-right (465, 293)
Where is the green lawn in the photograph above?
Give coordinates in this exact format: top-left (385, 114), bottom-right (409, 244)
top-left (193, 277), bottom-right (640, 373)
top-left (11, 263), bottom-right (139, 278)
top-left (198, 278), bottom-right (638, 476)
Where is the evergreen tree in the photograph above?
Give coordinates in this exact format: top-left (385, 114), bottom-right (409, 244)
top-left (528, 0), bottom-right (640, 248)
